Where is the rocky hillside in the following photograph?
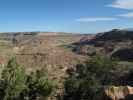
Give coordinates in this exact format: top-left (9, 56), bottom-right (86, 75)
top-left (72, 29), bottom-right (133, 62)
top-left (11, 34), bottom-right (88, 100)
top-left (95, 29), bottom-right (133, 41)
top-left (62, 29), bottom-right (133, 100)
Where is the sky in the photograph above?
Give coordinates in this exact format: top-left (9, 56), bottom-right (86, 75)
top-left (0, 0), bottom-right (133, 33)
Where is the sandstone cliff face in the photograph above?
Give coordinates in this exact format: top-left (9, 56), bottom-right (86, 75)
top-left (101, 86), bottom-right (133, 100)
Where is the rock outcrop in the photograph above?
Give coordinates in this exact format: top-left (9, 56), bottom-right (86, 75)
top-left (111, 49), bottom-right (133, 61)
top-left (101, 86), bottom-right (133, 100)
top-left (95, 29), bottom-right (133, 41)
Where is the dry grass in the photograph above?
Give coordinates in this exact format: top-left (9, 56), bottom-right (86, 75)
top-left (11, 35), bottom-right (87, 99)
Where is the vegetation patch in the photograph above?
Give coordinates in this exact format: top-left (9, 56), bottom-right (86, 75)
top-left (0, 58), bottom-right (54, 100)
top-left (63, 55), bottom-right (133, 100)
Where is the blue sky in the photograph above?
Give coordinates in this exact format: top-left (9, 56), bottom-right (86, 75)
top-left (0, 0), bottom-right (133, 33)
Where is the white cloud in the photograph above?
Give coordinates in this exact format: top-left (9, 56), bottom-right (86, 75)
top-left (108, 0), bottom-right (133, 9)
top-left (76, 17), bottom-right (117, 22)
top-left (118, 12), bottom-right (133, 17)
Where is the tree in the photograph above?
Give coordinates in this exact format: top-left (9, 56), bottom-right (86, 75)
top-left (0, 58), bottom-right (53, 100)
top-left (64, 55), bottom-right (118, 100)
top-left (1, 58), bottom-right (27, 100)
top-left (25, 70), bottom-right (53, 100)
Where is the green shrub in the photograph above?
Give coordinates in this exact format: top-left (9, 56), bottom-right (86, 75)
top-left (64, 55), bottom-right (118, 100)
top-left (0, 58), bottom-right (53, 100)
top-left (1, 58), bottom-right (27, 100)
top-left (25, 70), bottom-right (53, 100)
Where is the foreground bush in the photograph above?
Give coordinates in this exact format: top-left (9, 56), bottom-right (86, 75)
top-left (0, 58), bottom-right (53, 100)
top-left (25, 69), bottom-right (53, 100)
top-left (63, 56), bottom-right (118, 100)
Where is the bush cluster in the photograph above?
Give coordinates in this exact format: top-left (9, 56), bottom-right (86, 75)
top-left (0, 58), bottom-right (53, 100)
top-left (63, 56), bottom-right (118, 100)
